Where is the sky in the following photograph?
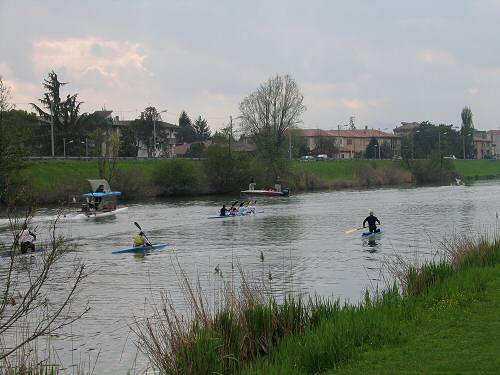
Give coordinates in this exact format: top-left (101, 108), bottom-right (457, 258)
top-left (2, 0), bottom-right (500, 131)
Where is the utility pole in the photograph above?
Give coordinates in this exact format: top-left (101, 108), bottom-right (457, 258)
top-left (289, 130), bottom-right (292, 160)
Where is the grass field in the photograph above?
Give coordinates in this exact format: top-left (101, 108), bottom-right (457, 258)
top-left (453, 159), bottom-right (500, 178)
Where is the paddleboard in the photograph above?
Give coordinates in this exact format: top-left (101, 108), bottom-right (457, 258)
top-left (361, 229), bottom-right (383, 238)
top-left (112, 243), bottom-right (170, 254)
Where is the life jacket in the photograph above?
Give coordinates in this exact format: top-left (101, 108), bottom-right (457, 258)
top-left (134, 233), bottom-right (145, 246)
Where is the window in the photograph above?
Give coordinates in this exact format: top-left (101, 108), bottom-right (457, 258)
top-left (347, 139), bottom-right (352, 145)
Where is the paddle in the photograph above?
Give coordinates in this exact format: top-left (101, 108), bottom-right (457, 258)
top-left (345, 227), bottom-right (364, 234)
top-left (345, 225), bottom-right (382, 234)
top-left (134, 222), bottom-right (152, 245)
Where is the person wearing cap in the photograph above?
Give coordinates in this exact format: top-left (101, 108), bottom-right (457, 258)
top-left (363, 211), bottom-right (380, 233)
top-left (133, 231), bottom-right (151, 247)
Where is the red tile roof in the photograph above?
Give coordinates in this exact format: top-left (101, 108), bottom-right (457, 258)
top-left (301, 128), bottom-right (399, 138)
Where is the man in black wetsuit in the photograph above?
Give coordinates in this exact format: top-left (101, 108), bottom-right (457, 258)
top-left (363, 211), bottom-right (380, 233)
top-left (220, 205), bottom-right (229, 216)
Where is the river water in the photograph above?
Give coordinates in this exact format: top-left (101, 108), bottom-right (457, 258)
top-left (1, 181), bottom-right (500, 373)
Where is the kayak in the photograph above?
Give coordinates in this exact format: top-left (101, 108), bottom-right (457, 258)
top-left (208, 212), bottom-right (255, 219)
top-left (112, 243), bottom-right (170, 254)
top-left (361, 230), bottom-right (383, 238)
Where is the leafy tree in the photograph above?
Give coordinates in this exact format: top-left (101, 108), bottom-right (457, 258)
top-left (0, 81), bottom-right (32, 203)
top-left (365, 137), bottom-right (379, 159)
top-left (193, 115), bottom-right (211, 141)
top-left (30, 71), bottom-right (83, 155)
top-left (186, 142), bottom-right (206, 158)
top-left (118, 126), bottom-right (139, 157)
top-left (205, 144), bottom-right (252, 193)
top-left (176, 110), bottom-right (197, 143)
top-left (380, 141), bottom-right (393, 159)
top-left (131, 106), bottom-right (163, 157)
top-left (152, 159), bottom-right (200, 196)
top-left (460, 107), bottom-right (474, 159)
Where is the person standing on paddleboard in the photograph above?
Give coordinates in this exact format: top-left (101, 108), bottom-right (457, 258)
top-left (363, 211), bottom-right (380, 233)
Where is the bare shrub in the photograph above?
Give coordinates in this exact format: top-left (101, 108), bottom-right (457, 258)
top-left (0, 209), bottom-right (89, 369)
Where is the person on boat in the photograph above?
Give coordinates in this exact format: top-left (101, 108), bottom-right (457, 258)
top-left (17, 224), bottom-right (37, 254)
top-left (363, 211), bottom-right (381, 233)
top-left (249, 177), bottom-right (256, 191)
top-left (220, 204), bottom-right (229, 217)
top-left (134, 231), bottom-right (151, 247)
top-left (239, 202), bottom-right (247, 215)
top-left (274, 176), bottom-right (282, 192)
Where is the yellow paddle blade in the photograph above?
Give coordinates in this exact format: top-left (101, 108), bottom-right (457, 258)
top-left (345, 227), bottom-right (362, 234)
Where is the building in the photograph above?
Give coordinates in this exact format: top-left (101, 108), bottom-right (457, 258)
top-left (487, 129), bottom-right (500, 158)
top-left (393, 122), bottom-right (420, 136)
top-left (300, 127), bottom-right (401, 159)
top-left (473, 130), bottom-right (493, 159)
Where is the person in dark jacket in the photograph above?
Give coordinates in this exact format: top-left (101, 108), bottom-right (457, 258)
top-left (363, 211), bottom-right (381, 233)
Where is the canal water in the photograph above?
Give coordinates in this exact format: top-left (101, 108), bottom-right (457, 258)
top-left (1, 180), bottom-right (500, 373)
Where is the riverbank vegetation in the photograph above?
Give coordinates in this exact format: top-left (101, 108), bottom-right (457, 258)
top-left (135, 235), bottom-right (500, 374)
top-left (9, 157), bottom-right (500, 205)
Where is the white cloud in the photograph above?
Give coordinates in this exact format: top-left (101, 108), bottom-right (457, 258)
top-left (33, 37), bottom-right (149, 87)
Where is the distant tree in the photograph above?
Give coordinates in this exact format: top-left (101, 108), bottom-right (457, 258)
top-left (193, 116), bottom-right (211, 141)
top-left (131, 106), bottom-right (162, 158)
top-left (239, 74), bottom-right (305, 177)
top-left (30, 71), bottom-right (83, 155)
top-left (0, 75), bottom-right (13, 115)
top-left (460, 107), bottom-right (474, 159)
top-left (239, 74), bottom-right (306, 147)
top-left (379, 141), bottom-right (393, 159)
top-left (176, 110), bottom-right (197, 143)
top-left (365, 137), bottom-right (379, 159)
top-left (313, 136), bottom-right (338, 157)
top-left (186, 142), bottom-right (206, 158)
top-left (118, 126), bottom-right (139, 157)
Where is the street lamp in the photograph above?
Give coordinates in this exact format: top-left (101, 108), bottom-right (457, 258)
top-left (153, 109), bottom-right (168, 158)
top-left (63, 138), bottom-right (74, 158)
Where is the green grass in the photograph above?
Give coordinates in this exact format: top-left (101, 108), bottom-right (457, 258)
top-left (290, 160), bottom-right (404, 182)
top-left (453, 159), bottom-right (500, 179)
top-left (241, 240), bottom-right (500, 375)
top-left (20, 159), bottom-right (197, 193)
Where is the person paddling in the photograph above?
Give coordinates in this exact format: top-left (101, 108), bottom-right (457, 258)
top-left (220, 204), bottom-right (229, 217)
top-left (363, 211), bottom-right (381, 233)
top-left (16, 223), bottom-right (37, 254)
top-left (134, 231), bottom-right (151, 247)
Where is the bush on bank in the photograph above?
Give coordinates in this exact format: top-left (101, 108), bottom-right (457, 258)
top-left (152, 159), bottom-right (202, 196)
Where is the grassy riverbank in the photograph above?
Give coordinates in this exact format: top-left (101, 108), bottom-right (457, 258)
top-left (243, 237), bottom-right (500, 374)
top-left (134, 235), bottom-right (500, 374)
top-left (16, 159), bottom-right (500, 203)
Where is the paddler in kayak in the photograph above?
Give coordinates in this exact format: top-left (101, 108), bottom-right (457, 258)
top-left (220, 204), bottom-right (229, 217)
top-left (363, 211), bottom-right (381, 233)
top-left (134, 231), bottom-right (151, 247)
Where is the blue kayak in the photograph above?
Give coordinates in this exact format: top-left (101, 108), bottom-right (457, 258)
top-left (112, 243), bottom-right (170, 254)
top-left (208, 213), bottom-right (254, 219)
top-left (361, 230), bottom-right (383, 238)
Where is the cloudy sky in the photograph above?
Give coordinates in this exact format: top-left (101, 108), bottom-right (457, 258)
top-left (2, 0), bottom-right (500, 131)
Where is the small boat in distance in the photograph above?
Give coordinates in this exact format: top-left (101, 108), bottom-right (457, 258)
top-left (67, 179), bottom-right (128, 219)
top-left (240, 188), bottom-right (290, 197)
